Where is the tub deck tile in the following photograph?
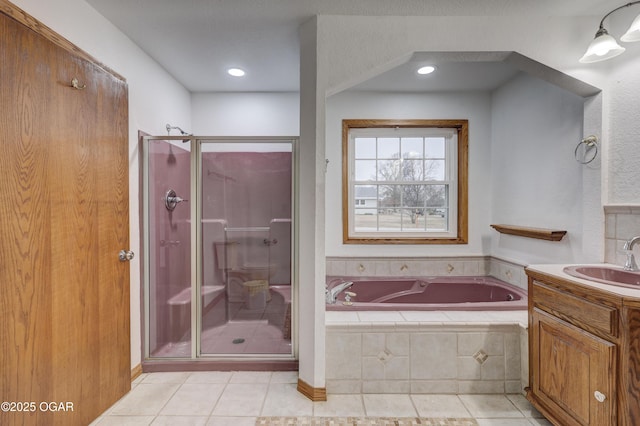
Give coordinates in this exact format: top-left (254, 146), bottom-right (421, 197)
top-left (326, 310), bottom-right (526, 326)
top-left (400, 311), bottom-right (450, 322)
top-left (326, 311), bottom-right (360, 323)
top-left (357, 311), bottom-right (405, 322)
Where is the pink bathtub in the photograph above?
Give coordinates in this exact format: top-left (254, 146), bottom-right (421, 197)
top-left (326, 276), bottom-right (527, 311)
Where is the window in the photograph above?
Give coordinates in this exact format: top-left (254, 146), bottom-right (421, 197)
top-left (343, 119), bottom-right (468, 244)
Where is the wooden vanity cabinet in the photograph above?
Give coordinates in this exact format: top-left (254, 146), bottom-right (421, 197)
top-left (525, 269), bottom-right (640, 426)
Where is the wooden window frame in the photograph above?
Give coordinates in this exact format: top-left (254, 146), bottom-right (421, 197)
top-left (342, 119), bottom-right (468, 244)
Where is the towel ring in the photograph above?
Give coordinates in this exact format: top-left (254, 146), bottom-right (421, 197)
top-left (575, 135), bottom-right (598, 164)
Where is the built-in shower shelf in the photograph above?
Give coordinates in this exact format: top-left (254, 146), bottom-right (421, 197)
top-left (490, 224), bottom-right (567, 241)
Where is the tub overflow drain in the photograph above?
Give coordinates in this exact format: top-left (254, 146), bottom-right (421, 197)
top-left (232, 338), bottom-right (245, 344)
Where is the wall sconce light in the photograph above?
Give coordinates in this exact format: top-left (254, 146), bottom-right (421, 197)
top-left (580, 1), bottom-right (640, 63)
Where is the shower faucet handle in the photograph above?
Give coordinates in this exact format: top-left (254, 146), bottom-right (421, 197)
top-left (164, 189), bottom-right (188, 211)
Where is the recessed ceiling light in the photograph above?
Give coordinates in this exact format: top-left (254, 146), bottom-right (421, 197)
top-left (417, 65), bottom-right (436, 75)
top-left (227, 68), bottom-right (245, 77)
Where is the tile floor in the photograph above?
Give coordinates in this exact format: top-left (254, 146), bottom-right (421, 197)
top-left (91, 371), bottom-right (552, 426)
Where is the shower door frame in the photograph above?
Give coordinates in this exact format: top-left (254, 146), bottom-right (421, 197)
top-left (142, 135), bottom-right (298, 364)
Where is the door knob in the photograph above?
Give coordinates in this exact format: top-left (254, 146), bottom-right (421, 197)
top-left (119, 250), bottom-right (135, 262)
top-left (594, 390), bottom-right (606, 403)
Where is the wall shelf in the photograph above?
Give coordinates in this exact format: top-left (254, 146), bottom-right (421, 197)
top-left (490, 224), bottom-right (567, 241)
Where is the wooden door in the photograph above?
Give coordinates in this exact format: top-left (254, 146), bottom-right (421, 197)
top-left (532, 309), bottom-right (616, 425)
top-left (0, 5), bottom-right (130, 426)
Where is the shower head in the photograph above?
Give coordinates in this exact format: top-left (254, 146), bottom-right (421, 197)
top-left (165, 123), bottom-right (192, 142)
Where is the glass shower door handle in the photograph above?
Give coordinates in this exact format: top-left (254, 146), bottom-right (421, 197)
top-left (119, 250), bottom-right (135, 261)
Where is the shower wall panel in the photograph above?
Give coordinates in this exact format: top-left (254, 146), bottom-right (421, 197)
top-left (201, 152), bottom-right (292, 284)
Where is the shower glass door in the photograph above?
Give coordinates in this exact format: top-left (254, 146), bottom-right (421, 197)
top-left (145, 137), bottom-right (192, 358)
top-left (198, 139), bottom-right (293, 357)
top-left (143, 136), bottom-right (294, 361)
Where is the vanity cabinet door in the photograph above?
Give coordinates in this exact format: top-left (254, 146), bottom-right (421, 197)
top-left (531, 309), bottom-right (616, 425)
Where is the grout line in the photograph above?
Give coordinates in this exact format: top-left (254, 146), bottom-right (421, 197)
top-left (206, 378), bottom-right (227, 418)
top-left (160, 374), bottom-right (190, 416)
top-left (408, 393), bottom-right (420, 417)
top-left (456, 395), bottom-right (472, 418)
top-left (359, 394), bottom-right (368, 417)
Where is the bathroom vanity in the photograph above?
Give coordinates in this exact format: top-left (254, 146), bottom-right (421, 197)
top-left (525, 265), bottom-right (640, 426)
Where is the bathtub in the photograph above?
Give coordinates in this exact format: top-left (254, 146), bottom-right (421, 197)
top-left (326, 276), bottom-right (527, 311)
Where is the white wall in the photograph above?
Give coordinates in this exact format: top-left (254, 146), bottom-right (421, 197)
top-left (299, 13), bottom-right (615, 389)
top-left (490, 73), bottom-right (585, 264)
top-left (298, 16), bottom-right (327, 389)
top-left (11, 0), bottom-right (192, 369)
top-left (325, 90), bottom-right (493, 257)
top-left (192, 92), bottom-right (299, 135)
top-left (607, 55), bottom-right (640, 205)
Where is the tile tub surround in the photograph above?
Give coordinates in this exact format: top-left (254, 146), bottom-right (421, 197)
top-left (604, 205), bottom-right (640, 265)
top-left (326, 256), bottom-right (528, 291)
top-left (326, 310), bottom-right (528, 395)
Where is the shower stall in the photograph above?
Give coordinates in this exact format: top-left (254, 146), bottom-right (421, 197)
top-left (142, 136), bottom-right (296, 365)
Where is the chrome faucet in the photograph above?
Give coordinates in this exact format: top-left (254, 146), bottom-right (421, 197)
top-left (622, 236), bottom-right (640, 271)
top-left (326, 281), bottom-right (354, 304)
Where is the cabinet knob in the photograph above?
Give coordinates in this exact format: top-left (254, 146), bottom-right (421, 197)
top-left (594, 390), bottom-right (606, 403)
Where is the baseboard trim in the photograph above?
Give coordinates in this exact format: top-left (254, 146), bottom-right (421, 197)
top-left (297, 378), bottom-right (327, 401)
top-left (131, 364), bottom-right (143, 382)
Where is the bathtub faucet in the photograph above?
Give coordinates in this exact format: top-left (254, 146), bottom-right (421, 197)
top-left (623, 236), bottom-right (640, 271)
top-left (326, 281), bottom-right (354, 304)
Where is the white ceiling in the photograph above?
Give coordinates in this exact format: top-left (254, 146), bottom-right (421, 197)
top-left (350, 60), bottom-right (521, 93)
top-left (85, 0), bottom-right (620, 93)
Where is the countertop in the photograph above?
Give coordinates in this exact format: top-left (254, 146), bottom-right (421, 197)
top-left (526, 263), bottom-right (640, 299)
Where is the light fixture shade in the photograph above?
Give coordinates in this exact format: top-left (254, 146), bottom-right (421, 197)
top-left (579, 32), bottom-right (626, 63)
top-left (621, 14), bottom-right (640, 42)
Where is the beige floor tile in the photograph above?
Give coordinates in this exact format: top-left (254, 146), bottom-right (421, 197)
top-left (261, 383), bottom-right (314, 416)
top-left (206, 417), bottom-right (257, 426)
top-left (459, 394), bottom-right (524, 418)
top-left (152, 416), bottom-right (208, 425)
top-left (313, 394), bottom-right (365, 417)
top-left (140, 372), bottom-right (192, 384)
top-left (95, 371), bottom-right (555, 424)
top-left (132, 374), bottom-right (147, 384)
top-left (185, 371), bottom-right (233, 384)
top-left (270, 371), bottom-right (298, 383)
top-left (506, 394), bottom-right (545, 418)
top-left (410, 394), bottom-right (471, 418)
top-left (211, 383), bottom-right (268, 416)
top-left (476, 420), bottom-right (534, 426)
top-left (229, 371), bottom-right (273, 383)
top-left (159, 383), bottom-right (225, 416)
top-left (109, 383), bottom-right (179, 415)
top-left (362, 394), bottom-right (417, 417)
top-left (527, 418), bottom-right (554, 425)
top-left (94, 415), bottom-right (155, 425)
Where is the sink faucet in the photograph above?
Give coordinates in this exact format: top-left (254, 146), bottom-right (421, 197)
top-left (622, 236), bottom-right (640, 271)
top-left (326, 281), bottom-right (354, 304)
